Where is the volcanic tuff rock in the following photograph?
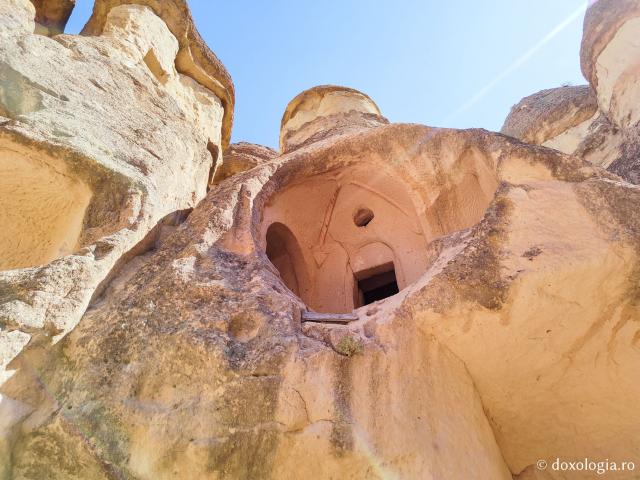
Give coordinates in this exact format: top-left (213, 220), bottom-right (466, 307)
top-left (501, 85), bottom-right (598, 147)
top-left (29, 0), bottom-right (74, 35)
top-left (212, 142), bottom-right (277, 184)
top-left (279, 85), bottom-right (389, 153)
top-left (0, 0), bottom-right (230, 464)
top-left (1, 0), bottom-right (640, 479)
top-left (503, 0), bottom-right (640, 185)
top-left (580, 0), bottom-right (640, 130)
top-left (82, 0), bottom-right (235, 149)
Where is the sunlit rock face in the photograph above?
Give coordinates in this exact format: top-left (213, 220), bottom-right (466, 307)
top-left (501, 85), bottom-right (627, 171)
top-left (0, 0), bottom-right (232, 467)
top-left (581, 0), bottom-right (640, 130)
top-left (212, 142), bottom-right (277, 184)
top-left (580, 0), bottom-right (640, 184)
top-left (501, 85), bottom-right (599, 156)
top-left (503, 0), bottom-right (640, 185)
top-left (0, 140), bottom-right (92, 271)
top-left (279, 85), bottom-right (389, 153)
top-left (2, 0), bottom-right (640, 479)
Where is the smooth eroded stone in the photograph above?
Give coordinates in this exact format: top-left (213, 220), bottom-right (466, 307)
top-left (0, 0), bottom-right (36, 34)
top-left (213, 142), bottom-right (277, 184)
top-left (581, 0), bottom-right (640, 128)
top-left (279, 85), bottom-right (388, 152)
top-left (5, 109), bottom-right (640, 477)
top-left (0, 3), bottom-right (226, 338)
top-left (501, 85), bottom-right (598, 149)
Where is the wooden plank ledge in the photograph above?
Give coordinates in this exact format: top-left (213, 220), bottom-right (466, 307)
top-left (302, 311), bottom-right (358, 324)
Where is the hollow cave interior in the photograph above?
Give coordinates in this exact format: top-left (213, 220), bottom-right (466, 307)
top-left (261, 153), bottom-right (497, 314)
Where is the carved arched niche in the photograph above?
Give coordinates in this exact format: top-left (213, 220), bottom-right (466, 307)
top-left (261, 163), bottom-right (431, 313)
top-left (259, 139), bottom-right (500, 314)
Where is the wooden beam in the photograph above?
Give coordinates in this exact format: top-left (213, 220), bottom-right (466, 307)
top-left (302, 311), bottom-right (358, 324)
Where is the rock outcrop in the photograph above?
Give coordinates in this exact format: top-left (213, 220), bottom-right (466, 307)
top-left (501, 85), bottom-right (598, 149)
top-left (29, 0), bottom-right (74, 35)
top-left (503, 0), bottom-right (640, 185)
top-left (2, 1), bottom-right (640, 479)
top-left (581, 0), bottom-right (640, 130)
top-left (0, 0), bottom-right (231, 463)
top-left (279, 85), bottom-right (389, 153)
top-left (212, 142), bottom-right (277, 184)
top-left (82, 0), bottom-right (235, 150)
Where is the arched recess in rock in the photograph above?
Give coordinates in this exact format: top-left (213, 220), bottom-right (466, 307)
top-left (265, 222), bottom-right (310, 300)
top-left (258, 162), bottom-right (430, 313)
top-left (256, 128), bottom-right (501, 314)
top-left (0, 139), bottom-right (92, 270)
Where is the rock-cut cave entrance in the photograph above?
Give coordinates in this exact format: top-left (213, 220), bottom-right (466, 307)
top-left (260, 164), bottom-right (430, 314)
top-left (354, 262), bottom-right (399, 308)
top-left (260, 151), bottom-right (498, 314)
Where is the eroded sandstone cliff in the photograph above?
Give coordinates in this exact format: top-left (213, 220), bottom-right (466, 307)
top-left (1, 1), bottom-right (640, 479)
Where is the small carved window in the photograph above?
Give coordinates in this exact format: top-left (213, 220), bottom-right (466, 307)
top-left (353, 207), bottom-right (374, 227)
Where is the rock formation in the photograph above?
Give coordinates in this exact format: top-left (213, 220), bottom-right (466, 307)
top-left (212, 142), bottom-right (277, 185)
top-left (502, 0), bottom-right (640, 185)
top-left (1, 0), bottom-right (640, 479)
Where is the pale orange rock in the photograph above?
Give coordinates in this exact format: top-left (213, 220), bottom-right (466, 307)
top-left (503, 1), bottom-right (640, 185)
top-left (279, 84), bottom-right (388, 152)
top-left (581, 0), bottom-right (640, 129)
top-left (501, 85), bottom-right (598, 147)
top-left (2, 1), bottom-right (640, 479)
top-left (0, 0), bottom-right (230, 444)
top-left (213, 142), bottom-right (277, 184)
top-left (29, 0), bottom-right (74, 35)
top-left (82, 0), bottom-right (235, 149)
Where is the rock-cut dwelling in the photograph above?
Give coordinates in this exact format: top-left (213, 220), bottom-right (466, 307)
top-left (259, 85), bottom-right (499, 314)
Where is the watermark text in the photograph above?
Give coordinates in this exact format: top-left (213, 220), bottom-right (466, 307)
top-left (536, 458), bottom-right (635, 476)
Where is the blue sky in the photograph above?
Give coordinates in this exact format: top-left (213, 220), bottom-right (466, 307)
top-left (66, 1), bottom-right (588, 149)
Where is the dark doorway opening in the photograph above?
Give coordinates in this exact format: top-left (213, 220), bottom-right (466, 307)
top-left (354, 262), bottom-right (399, 307)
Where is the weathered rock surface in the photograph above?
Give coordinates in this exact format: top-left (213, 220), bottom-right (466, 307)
top-left (212, 142), bottom-right (277, 184)
top-left (581, 0), bottom-right (640, 185)
top-left (5, 109), bottom-right (640, 478)
top-left (0, 0), bottom-right (231, 452)
top-left (581, 0), bottom-right (640, 130)
top-left (503, 0), bottom-right (640, 185)
top-left (279, 85), bottom-right (389, 153)
top-left (29, 0), bottom-right (74, 35)
top-left (2, 0), bottom-right (640, 479)
top-left (83, 0), bottom-right (235, 149)
top-left (501, 85), bottom-right (598, 147)
top-left (501, 85), bottom-right (627, 171)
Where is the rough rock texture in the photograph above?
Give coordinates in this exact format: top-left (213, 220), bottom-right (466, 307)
top-left (82, 0), bottom-right (235, 149)
top-left (279, 85), bottom-right (389, 153)
top-left (212, 142), bottom-right (277, 184)
top-left (0, 0), bottom-right (229, 437)
top-left (29, 0), bottom-right (74, 35)
top-left (501, 85), bottom-right (626, 170)
top-left (501, 85), bottom-right (598, 146)
top-left (4, 111), bottom-right (640, 478)
top-left (581, 0), bottom-right (640, 184)
top-left (502, 1), bottom-right (640, 185)
top-left (581, 0), bottom-right (640, 129)
top-left (2, 1), bottom-right (640, 479)
top-left (0, 0), bottom-right (34, 33)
